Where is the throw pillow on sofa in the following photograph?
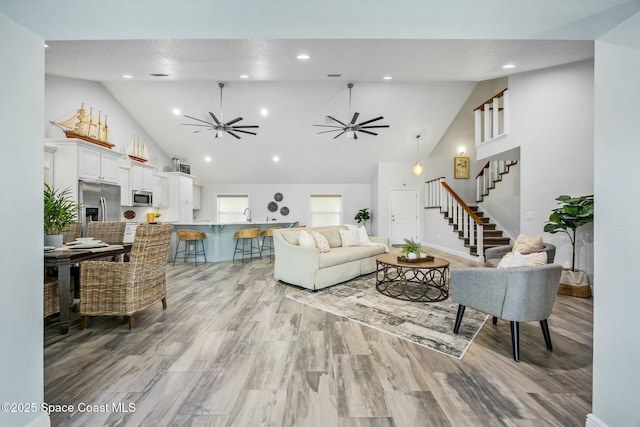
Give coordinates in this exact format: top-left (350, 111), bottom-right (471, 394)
top-left (358, 226), bottom-right (371, 244)
top-left (298, 229), bottom-right (316, 248)
top-left (339, 225), bottom-right (360, 247)
top-left (310, 231), bottom-right (331, 253)
top-left (512, 234), bottom-right (543, 253)
top-left (497, 251), bottom-right (547, 268)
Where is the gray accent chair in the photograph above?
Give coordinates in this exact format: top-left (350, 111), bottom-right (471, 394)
top-left (484, 242), bottom-right (556, 267)
top-left (451, 264), bottom-right (563, 362)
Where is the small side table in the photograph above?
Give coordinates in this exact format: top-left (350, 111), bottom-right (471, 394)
top-left (375, 253), bottom-right (450, 302)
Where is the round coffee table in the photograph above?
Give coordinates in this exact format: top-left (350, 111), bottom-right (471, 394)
top-left (375, 253), bottom-right (450, 302)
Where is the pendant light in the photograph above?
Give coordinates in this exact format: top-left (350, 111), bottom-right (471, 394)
top-left (412, 135), bottom-right (424, 176)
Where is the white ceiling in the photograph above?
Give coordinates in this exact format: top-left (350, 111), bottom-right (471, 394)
top-left (4, 0), bottom-right (635, 185)
top-left (43, 39), bottom-right (594, 184)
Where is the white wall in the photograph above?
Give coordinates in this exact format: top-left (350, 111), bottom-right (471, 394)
top-left (45, 75), bottom-right (172, 172)
top-left (479, 161), bottom-right (520, 240)
top-left (198, 183), bottom-right (371, 228)
top-left (591, 39), bottom-right (640, 427)
top-left (509, 60), bottom-right (594, 278)
top-left (0, 14), bottom-right (49, 427)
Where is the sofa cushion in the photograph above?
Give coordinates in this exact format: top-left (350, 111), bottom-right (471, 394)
top-left (513, 234), bottom-right (543, 253)
top-left (497, 251), bottom-right (548, 268)
top-left (298, 229), bottom-right (316, 248)
top-left (310, 227), bottom-right (342, 248)
top-left (311, 231), bottom-right (331, 252)
top-left (339, 225), bottom-right (360, 247)
top-left (319, 245), bottom-right (386, 268)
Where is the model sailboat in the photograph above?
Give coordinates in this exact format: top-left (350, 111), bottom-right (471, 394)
top-left (127, 136), bottom-right (149, 163)
top-left (49, 104), bottom-right (114, 149)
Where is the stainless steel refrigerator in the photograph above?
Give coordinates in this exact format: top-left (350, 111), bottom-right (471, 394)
top-left (78, 180), bottom-right (121, 234)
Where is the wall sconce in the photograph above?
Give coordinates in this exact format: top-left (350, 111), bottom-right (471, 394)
top-left (412, 135), bottom-right (424, 176)
top-left (458, 146), bottom-right (466, 155)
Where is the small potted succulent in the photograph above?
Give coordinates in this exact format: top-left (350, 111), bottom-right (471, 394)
top-left (44, 184), bottom-right (82, 247)
top-left (401, 238), bottom-right (422, 259)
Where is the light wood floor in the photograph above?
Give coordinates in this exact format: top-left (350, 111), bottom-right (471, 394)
top-left (44, 248), bottom-right (593, 426)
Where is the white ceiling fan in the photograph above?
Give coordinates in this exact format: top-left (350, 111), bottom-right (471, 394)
top-left (182, 82), bottom-right (259, 139)
top-left (313, 83), bottom-right (389, 140)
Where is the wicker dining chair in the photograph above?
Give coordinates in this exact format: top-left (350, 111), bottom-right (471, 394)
top-left (86, 221), bottom-right (126, 244)
top-left (62, 222), bottom-right (83, 244)
top-left (79, 224), bottom-right (174, 329)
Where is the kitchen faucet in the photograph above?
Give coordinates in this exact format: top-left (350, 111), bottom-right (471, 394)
top-left (243, 208), bottom-right (252, 222)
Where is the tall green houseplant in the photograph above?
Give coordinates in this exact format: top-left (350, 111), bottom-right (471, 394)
top-left (543, 194), bottom-right (594, 271)
top-left (44, 184), bottom-right (82, 235)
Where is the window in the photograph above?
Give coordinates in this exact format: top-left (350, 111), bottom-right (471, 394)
top-left (217, 195), bottom-right (249, 223)
top-left (310, 194), bottom-right (342, 227)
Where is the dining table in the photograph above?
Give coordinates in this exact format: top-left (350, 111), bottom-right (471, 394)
top-left (44, 243), bottom-right (133, 334)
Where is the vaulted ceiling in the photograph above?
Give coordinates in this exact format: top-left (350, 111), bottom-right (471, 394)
top-left (3, 0), bottom-right (636, 184)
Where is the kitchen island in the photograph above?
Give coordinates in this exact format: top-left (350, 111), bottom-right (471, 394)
top-left (169, 220), bottom-right (299, 263)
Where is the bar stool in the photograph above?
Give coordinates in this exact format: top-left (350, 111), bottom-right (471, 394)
top-left (233, 228), bottom-right (261, 263)
top-left (260, 227), bottom-right (282, 258)
top-left (173, 229), bottom-right (207, 266)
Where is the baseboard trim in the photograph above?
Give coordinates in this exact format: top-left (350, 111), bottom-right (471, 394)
top-left (586, 413), bottom-right (609, 427)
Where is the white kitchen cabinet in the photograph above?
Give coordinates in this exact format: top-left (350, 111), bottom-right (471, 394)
top-left (152, 175), bottom-right (169, 208)
top-left (161, 172), bottom-right (194, 223)
top-left (119, 167), bottom-right (132, 206)
top-left (193, 185), bottom-right (202, 210)
top-left (131, 163), bottom-right (155, 191)
top-left (45, 138), bottom-right (124, 203)
top-left (78, 145), bottom-right (120, 183)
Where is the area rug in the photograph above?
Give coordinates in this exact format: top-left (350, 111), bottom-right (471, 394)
top-left (286, 275), bottom-right (488, 359)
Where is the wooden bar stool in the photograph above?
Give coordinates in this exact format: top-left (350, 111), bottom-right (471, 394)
top-left (173, 229), bottom-right (207, 266)
top-left (233, 228), bottom-right (261, 262)
top-left (260, 227), bottom-right (282, 258)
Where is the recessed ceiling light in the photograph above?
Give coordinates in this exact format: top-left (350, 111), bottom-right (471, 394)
top-left (122, 74), bottom-right (133, 79)
top-left (240, 74), bottom-right (249, 79)
top-left (260, 108), bottom-right (269, 116)
top-left (204, 156), bottom-right (212, 162)
top-left (172, 108), bottom-right (181, 116)
top-left (502, 64), bottom-right (516, 69)
top-left (383, 76), bottom-right (393, 80)
top-left (296, 54), bottom-right (310, 60)
top-left (273, 156), bottom-right (280, 162)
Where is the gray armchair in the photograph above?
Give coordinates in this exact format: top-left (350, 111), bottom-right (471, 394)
top-left (451, 264), bottom-right (562, 361)
top-left (484, 242), bottom-right (556, 267)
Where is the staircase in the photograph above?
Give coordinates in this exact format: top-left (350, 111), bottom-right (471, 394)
top-left (476, 160), bottom-right (518, 202)
top-left (444, 205), bottom-right (510, 255)
top-left (425, 177), bottom-right (511, 258)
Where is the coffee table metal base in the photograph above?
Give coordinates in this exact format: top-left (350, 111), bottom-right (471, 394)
top-left (375, 256), bottom-right (449, 302)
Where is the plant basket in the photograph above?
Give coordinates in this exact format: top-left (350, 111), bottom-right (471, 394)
top-left (557, 269), bottom-right (591, 298)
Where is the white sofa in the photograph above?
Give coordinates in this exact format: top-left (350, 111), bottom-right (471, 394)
top-left (273, 226), bottom-right (389, 291)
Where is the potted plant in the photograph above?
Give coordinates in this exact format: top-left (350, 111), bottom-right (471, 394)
top-left (401, 238), bottom-right (422, 259)
top-left (543, 194), bottom-right (594, 296)
top-left (354, 208), bottom-right (371, 231)
top-left (44, 184), bottom-right (82, 248)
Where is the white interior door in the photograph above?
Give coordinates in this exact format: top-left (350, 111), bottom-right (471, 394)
top-left (390, 189), bottom-right (419, 245)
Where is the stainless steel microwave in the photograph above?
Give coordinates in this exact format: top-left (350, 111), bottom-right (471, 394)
top-left (132, 190), bottom-right (153, 207)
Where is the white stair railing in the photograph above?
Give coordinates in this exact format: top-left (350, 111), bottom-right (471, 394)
top-left (476, 160), bottom-right (518, 202)
top-left (474, 89), bottom-right (508, 145)
top-left (425, 177), bottom-right (484, 258)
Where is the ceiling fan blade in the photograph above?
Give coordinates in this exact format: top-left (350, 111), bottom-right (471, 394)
top-left (226, 130), bottom-right (241, 139)
top-left (313, 124), bottom-right (343, 129)
top-left (350, 112), bottom-right (360, 125)
top-left (184, 115), bottom-right (214, 126)
top-left (326, 116), bottom-right (347, 127)
top-left (233, 129), bottom-right (257, 136)
top-left (231, 125), bottom-right (259, 129)
top-left (358, 129), bottom-right (379, 136)
top-left (316, 129), bottom-right (343, 134)
top-left (333, 130), bottom-right (346, 139)
top-left (209, 112), bottom-right (222, 125)
top-left (360, 125), bottom-right (390, 129)
top-left (181, 123), bottom-right (212, 127)
top-left (357, 116), bottom-right (385, 126)
top-left (225, 117), bottom-right (243, 126)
